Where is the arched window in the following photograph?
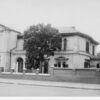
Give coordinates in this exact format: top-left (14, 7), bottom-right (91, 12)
top-left (17, 57), bottom-right (23, 72)
top-left (86, 41), bottom-right (89, 53)
top-left (63, 38), bottom-right (67, 51)
top-left (92, 45), bottom-right (95, 56)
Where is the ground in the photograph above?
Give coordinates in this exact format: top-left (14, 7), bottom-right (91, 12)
top-left (0, 82), bottom-right (100, 96)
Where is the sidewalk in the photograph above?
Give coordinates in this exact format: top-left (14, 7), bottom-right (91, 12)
top-left (0, 78), bottom-right (100, 90)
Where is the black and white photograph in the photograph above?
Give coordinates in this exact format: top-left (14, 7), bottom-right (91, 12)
top-left (0, 0), bottom-right (100, 97)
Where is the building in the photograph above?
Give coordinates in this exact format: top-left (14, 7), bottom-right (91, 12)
top-left (50, 27), bottom-right (99, 69)
top-left (0, 24), bottom-right (99, 73)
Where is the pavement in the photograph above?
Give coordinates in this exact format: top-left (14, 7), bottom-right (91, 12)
top-left (0, 78), bottom-right (100, 90)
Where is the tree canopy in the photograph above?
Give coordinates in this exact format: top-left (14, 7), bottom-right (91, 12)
top-left (24, 24), bottom-right (61, 70)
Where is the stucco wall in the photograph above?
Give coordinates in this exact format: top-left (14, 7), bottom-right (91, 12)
top-left (8, 31), bottom-right (18, 51)
top-left (49, 53), bottom-right (90, 69)
top-left (62, 36), bottom-right (78, 52)
top-left (90, 60), bottom-right (100, 67)
top-left (16, 38), bottom-right (24, 50)
top-left (78, 36), bottom-right (97, 55)
top-left (0, 30), bottom-right (19, 71)
top-left (73, 54), bottom-right (90, 68)
top-left (53, 68), bottom-right (100, 79)
top-left (49, 54), bottom-right (74, 68)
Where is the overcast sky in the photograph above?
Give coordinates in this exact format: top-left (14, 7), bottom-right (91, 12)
top-left (0, 0), bottom-right (100, 52)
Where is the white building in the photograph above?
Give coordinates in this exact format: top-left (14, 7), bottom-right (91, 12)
top-left (0, 24), bottom-right (99, 73)
top-left (50, 27), bottom-right (99, 69)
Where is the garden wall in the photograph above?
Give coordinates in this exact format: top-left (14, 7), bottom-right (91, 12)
top-left (50, 68), bottom-right (100, 84)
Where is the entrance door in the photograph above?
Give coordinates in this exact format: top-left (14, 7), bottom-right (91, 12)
top-left (17, 58), bottom-right (23, 72)
top-left (44, 60), bottom-right (48, 73)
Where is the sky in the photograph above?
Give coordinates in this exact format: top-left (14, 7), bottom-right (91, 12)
top-left (0, 0), bottom-right (100, 52)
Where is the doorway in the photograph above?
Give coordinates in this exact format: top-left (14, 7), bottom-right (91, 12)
top-left (17, 58), bottom-right (23, 72)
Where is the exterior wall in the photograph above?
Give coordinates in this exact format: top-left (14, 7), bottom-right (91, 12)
top-left (73, 54), bottom-right (90, 69)
top-left (0, 31), bottom-right (18, 52)
top-left (7, 31), bottom-right (18, 51)
top-left (62, 35), bottom-right (97, 56)
top-left (49, 54), bottom-right (74, 68)
top-left (0, 31), bottom-right (9, 52)
top-left (16, 38), bottom-right (24, 50)
top-left (0, 30), bottom-right (19, 71)
top-left (62, 36), bottom-right (78, 52)
top-left (78, 36), bottom-right (96, 56)
top-left (53, 68), bottom-right (97, 78)
top-left (10, 37), bottom-right (25, 72)
top-left (90, 60), bottom-right (100, 67)
top-left (49, 53), bottom-right (90, 69)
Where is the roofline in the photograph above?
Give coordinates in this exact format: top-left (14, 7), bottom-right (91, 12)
top-left (60, 32), bottom-right (99, 45)
top-left (0, 24), bottom-right (21, 34)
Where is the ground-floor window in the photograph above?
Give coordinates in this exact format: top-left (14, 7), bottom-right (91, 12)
top-left (84, 59), bottom-right (90, 68)
top-left (54, 61), bottom-right (68, 68)
top-left (54, 56), bottom-right (68, 68)
top-left (58, 62), bottom-right (61, 67)
top-left (97, 64), bottom-right (100, 68)
top-left (63, 62), bottom-right (68, 68)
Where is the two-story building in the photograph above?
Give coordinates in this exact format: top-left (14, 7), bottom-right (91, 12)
top-left (49, 27), bottom-right (99, 69)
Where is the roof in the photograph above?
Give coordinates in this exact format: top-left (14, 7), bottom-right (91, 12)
top-left (58, 27), bottom-right (99, 45)
top-left (0, 24), bottom-right (21, 34)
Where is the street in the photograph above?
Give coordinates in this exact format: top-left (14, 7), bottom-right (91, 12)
top-left (0, 83), bottom-right (100, 96)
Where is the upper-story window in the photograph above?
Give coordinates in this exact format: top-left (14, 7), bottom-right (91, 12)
top-left (92, 45), bottom-right (95, 56)
top-left (63, 38), bottom-right (67, 51)
top-left (86, 41), bottom-right (89, 53)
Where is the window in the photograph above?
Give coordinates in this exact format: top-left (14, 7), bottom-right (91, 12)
top-left (92, 45), bottom-right (95, 56)
top-left (54, 64), bottom-right (57, 67)
top-left (63, 39), bottom-right (67, 51)
top-left (86, 41), bottom-right (89, 53)
top-left (63, 62), bottom-right (68, 68)
top-left (84, 59), bottom-right (90, 68)
top-left (54, 61), bottom-right (68, 68)
top-left (97, 64), bottom-right (100, 68)
top-left (58, 62), bottom-right (61, 68)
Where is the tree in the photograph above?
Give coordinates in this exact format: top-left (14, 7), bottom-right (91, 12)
top-left (24, 24), bottom-right (61, 71)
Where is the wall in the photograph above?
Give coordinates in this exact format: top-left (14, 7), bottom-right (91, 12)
top-left (8, 31), bottom-right (18, 51)
top-left (0, 30), bottom-right (20, 71)
top-left (50, 68), bottom-right (100, 83)
top-left (49, 54), bottom-right (74, 68)
top-left (73, 54), bottom-right (90, 68)
top-left (90, 60), bottom-right (100, 67)
top-left (62, 36), bottom-right (78, 52)
top-left (16, 38), bottom-right (24, 50)
top-left (50, 53), bottom-right (90, 69)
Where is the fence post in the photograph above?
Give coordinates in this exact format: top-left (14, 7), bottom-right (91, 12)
top-left (36, 68), bottom-right (39, 75)
top-left (49, 67), bottom-right (54, 75)
top-left (96, 68), bottom-right (100, 76)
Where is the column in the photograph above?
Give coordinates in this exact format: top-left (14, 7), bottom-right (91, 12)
top-left (61, 61), bottom-right (63, 68)
top-left (62, 39), bottom-right (64, 51)
top-left (23, 60), bottom-right (26, 74)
